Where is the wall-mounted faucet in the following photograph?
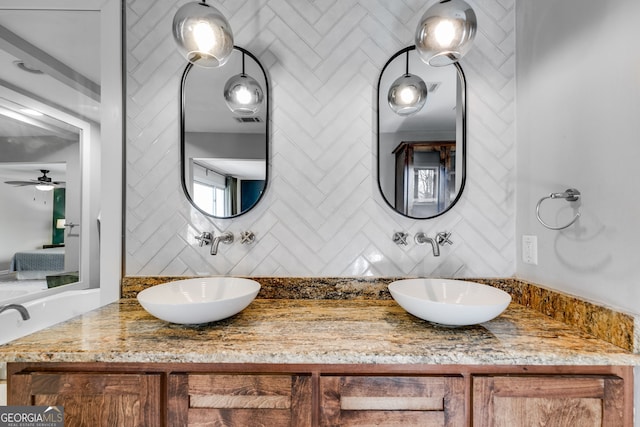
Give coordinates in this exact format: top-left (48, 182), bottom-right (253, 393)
top-left (211, 232), bottom-right (233, 255)
top-left (195, 231), bottom-right (234, 255)
top-left (415, 232), bottom-right (440, 256)
top-left (0, 304), bottom-right (30, 320)
top-left (415, 231), bottom-right (453, 257)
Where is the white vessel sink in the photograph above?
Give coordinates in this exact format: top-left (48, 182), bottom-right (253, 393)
top-left (137, 277), bottom-right (261, 324)
top-left (388, 278), bottom-right (511, 326)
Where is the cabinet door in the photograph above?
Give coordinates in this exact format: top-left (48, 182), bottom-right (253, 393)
top-left (319, 375), bottom-right (465, 426)
top-left (9, 372), bottom-right (162, 427)
top-left (473, 375), bottom-right (626, 427)
top-left (168, 373), bottom-right (312, 426)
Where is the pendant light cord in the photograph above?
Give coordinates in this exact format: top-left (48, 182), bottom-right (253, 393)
top-left (405, 51), bottom-right (409, 76)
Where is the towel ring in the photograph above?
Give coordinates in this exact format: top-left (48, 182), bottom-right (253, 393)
top-left (536, 188), bottom-right (581, 230)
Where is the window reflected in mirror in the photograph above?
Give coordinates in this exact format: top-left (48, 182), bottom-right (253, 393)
top-left (393, 141), bottom-right (456, 218)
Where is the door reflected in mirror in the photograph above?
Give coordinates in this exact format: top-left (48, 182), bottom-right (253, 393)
top-left (377, 46), bottom-right (466, 219)
top-left (181, 47), bottom-right (268, 218)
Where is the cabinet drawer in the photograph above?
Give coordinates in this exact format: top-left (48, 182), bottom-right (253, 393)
top-left (319, 375), bottom-right (464, 426)
top-left (168, 373), bottom-right (312, 426)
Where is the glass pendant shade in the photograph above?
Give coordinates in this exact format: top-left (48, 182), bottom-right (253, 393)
top-left (172, 1), bottom-right (234, 68)
top-left (388, 73), bottom-right (428, 116)
top-left (415, 0), bottom-right (477, 67)
top-left (224, 73), bottom-right (264, 115)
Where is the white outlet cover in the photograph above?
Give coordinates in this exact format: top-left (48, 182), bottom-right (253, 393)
top-left (522, 235), bottom-right (538, 265)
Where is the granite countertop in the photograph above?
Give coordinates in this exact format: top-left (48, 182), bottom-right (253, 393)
top-left (0, 298), bottom-right (638, 366)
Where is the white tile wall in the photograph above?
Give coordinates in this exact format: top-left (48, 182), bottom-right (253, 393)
top-left (125, 0), bottom-right (516, 277)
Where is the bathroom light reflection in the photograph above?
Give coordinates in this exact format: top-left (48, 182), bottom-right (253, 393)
top-left (434, 19), bottom-right (456, 47)
top-left (193, 21), bottom-right (217, 53)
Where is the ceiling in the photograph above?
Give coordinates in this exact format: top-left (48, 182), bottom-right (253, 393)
top-left (0, 161), bottom-right (66, 182)
top-left (0, 9), bottom-right (100, 141)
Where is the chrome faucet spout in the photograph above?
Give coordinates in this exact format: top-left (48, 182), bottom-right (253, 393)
top-left (414, 232), bottom-right (440, 256)
top-left (0, 304), bottom-right (30, 320)
top-left (210, 232), bottom-right (234, 255)
top-left (426, 237), bottom-right (440, 257)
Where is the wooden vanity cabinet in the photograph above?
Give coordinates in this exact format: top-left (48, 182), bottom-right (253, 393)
top-left (472, 375), bottom-right (627, 427)
top-left (8, 371), bottom-right (162, 427)
top-left (319, 375), bottom-right (464, 426)
top-left (7, 363), bottom-right (633, 427)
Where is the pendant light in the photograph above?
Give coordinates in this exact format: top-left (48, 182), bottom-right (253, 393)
top-left (172, 1), bottom-right (234, 68)
top-left (387, 51), bottom-right (428, 116)
top-left (224, 52), bottom-right (264, 115)
top-left (415, 0), bottom-right (477, 67)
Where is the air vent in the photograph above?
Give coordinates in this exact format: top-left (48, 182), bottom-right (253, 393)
top-left (426, 82), bottom-right (441, 93)
top-left (234, 117), bottom-right (263, 123)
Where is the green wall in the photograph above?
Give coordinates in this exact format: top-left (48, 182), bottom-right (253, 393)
top-left (52, 188), bottom-right (65, 245)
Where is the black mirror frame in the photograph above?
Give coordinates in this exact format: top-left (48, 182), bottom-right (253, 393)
top-left (376, 45), bottom-right (467, 220)
top-left (179, 46), bottom-right (270, 219)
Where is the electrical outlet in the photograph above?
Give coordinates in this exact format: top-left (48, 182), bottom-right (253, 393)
top-left (522, 235), bottom-right (538, 265)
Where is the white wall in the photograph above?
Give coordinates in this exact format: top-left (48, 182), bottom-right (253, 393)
top-left (0, 184), bottom-right (53, 271)
top-left (514, 6), bottom-right (640, 420)
top-left (515, 0), bottom-right (640, 316)
top-left (126, 0), bottom-right (516, 278)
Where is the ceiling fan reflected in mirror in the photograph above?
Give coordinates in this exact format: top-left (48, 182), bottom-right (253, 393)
top-left (4, 169), bottom-right (65, 191)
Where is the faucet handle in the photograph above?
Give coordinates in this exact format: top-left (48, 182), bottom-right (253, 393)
top-left (436, 231), bottom-right (453, 246)
top-left (195, 232), bottom-right (212, 247)
top-left (392, 232), bottom-right (409, 246)
top-left (240, 231), bottom-right (256, 244)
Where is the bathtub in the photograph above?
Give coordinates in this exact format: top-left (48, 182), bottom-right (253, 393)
top-left (0, 289), bottom-right (101, 345)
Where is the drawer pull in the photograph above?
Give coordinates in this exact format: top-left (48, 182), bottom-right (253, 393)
top-left (190, 394), bottom-right (291, 409)
top-left (341, 396), bottom-right (444, 411)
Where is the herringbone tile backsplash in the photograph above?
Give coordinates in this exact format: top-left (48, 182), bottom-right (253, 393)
top-left (125, 0), bottom-right (515, 277)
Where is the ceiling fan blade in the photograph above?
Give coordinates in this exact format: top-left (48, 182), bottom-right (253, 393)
top-left (4, 181), bottom-right (37, 186)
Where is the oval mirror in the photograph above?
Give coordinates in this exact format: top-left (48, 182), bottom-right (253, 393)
top-left (181, 46), bottom-right (268, 218)
top-left (377, 46), bottom-right (466, 219)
